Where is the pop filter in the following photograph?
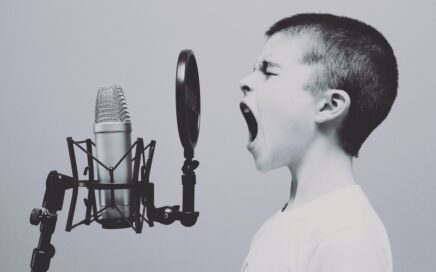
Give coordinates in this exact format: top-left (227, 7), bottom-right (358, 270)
top-left (176, 49), bottom-right (201, 159)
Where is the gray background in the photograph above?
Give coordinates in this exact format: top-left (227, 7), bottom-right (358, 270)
top-left (1, 0), bottom-right (435, 271)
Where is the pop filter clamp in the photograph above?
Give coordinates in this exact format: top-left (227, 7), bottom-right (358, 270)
top-left (29, 49), bottom-right (201, 272)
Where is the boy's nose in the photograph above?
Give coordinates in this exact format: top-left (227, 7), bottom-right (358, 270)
top-left (239, 76), bottom-right (253, 95)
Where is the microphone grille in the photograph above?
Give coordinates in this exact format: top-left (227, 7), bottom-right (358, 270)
top-left (95, 85), bottom-right (131, 123)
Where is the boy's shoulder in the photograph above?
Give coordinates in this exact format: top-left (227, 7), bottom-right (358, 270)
top-left (243, 185), bottom-right (392, 271)
top-left (305, 185), bottom-right (389, 246)
top-left (307, 185), bottom-right (385, 234)
top-left (252, 185), bottom-right (389, 245)
top-left (267, 186), bottom-right (380, 224)
top-left (300, 185), bottom-right (392, 271)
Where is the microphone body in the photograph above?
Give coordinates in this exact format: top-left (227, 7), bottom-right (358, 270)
top-left (94, 86), bottom-right (132, 221)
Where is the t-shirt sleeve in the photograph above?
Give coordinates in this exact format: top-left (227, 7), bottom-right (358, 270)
top-left (307, 228), bottom-right (391, 272)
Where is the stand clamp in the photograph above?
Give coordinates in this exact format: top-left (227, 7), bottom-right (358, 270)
top-left (147, 158), bottom-right (199, 227)
top-left (30, 171), bottom-right (73, 272)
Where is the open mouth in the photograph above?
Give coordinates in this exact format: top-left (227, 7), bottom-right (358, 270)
top-left (240, 102), bottom-right (258, 142)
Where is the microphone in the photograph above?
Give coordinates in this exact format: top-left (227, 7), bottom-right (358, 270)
top-left (94, 85), bottom-right (132, 223)
top-left (29, 50), bottom-right (201, 272)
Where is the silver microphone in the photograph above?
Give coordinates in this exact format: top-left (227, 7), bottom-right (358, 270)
top-left (94, 85), bottom-right (132, 221)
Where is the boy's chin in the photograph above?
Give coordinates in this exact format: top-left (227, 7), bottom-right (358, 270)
top-left (253, 152), bottom-right (291, 172)
top-left (254, 157), bottom-right (277, 173)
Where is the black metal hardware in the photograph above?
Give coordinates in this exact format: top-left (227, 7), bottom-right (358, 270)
top-left (30, 137), bottom-right (199, 271)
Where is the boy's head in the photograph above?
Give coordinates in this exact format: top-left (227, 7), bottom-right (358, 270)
top-left (240, 13), bottom-right (398, 171)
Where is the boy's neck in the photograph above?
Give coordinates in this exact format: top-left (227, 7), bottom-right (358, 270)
top-left (285, 137), bottom-right (355, 211)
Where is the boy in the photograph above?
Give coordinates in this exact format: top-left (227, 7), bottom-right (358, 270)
top-left (239, 13), bottom-right (397, 272)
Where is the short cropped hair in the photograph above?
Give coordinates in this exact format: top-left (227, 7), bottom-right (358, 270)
top-left (266, 13), bottom-right (398, 157)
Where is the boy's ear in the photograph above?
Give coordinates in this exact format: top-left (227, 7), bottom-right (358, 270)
top-left (315, 89), bottom-right (350, 125)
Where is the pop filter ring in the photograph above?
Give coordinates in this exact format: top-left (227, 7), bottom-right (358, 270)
top-left (176, 49), bottom-right (201, 159)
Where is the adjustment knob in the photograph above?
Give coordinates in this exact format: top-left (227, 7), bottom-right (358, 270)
top-left (30, 208), bottom-right (42, 225)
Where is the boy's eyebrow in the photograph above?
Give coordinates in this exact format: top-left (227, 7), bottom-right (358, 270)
top-left (253, 60), bottom-right (282, 71)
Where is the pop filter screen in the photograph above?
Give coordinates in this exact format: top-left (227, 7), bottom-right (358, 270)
top-left (176, 49), bottom-right (201, 159)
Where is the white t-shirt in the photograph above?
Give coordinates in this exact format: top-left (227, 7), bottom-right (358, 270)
top-left (241, 185), bottom-right (392, 272)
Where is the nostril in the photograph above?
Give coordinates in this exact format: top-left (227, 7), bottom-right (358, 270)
top-left (240, 84), bottom-right (251, 93)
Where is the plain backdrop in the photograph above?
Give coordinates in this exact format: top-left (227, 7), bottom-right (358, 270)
top-left (0, 0), bottom-right (435, 271)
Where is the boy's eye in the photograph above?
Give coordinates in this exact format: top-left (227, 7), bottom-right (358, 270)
top-left (253, 60), bottom-right (279, 77)
top-left (263, 71), bottom-right (277, 76)
top-left (261, 69), bottom-right (277, 77)
top-left (259, 62), bottom-right (277, 77)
